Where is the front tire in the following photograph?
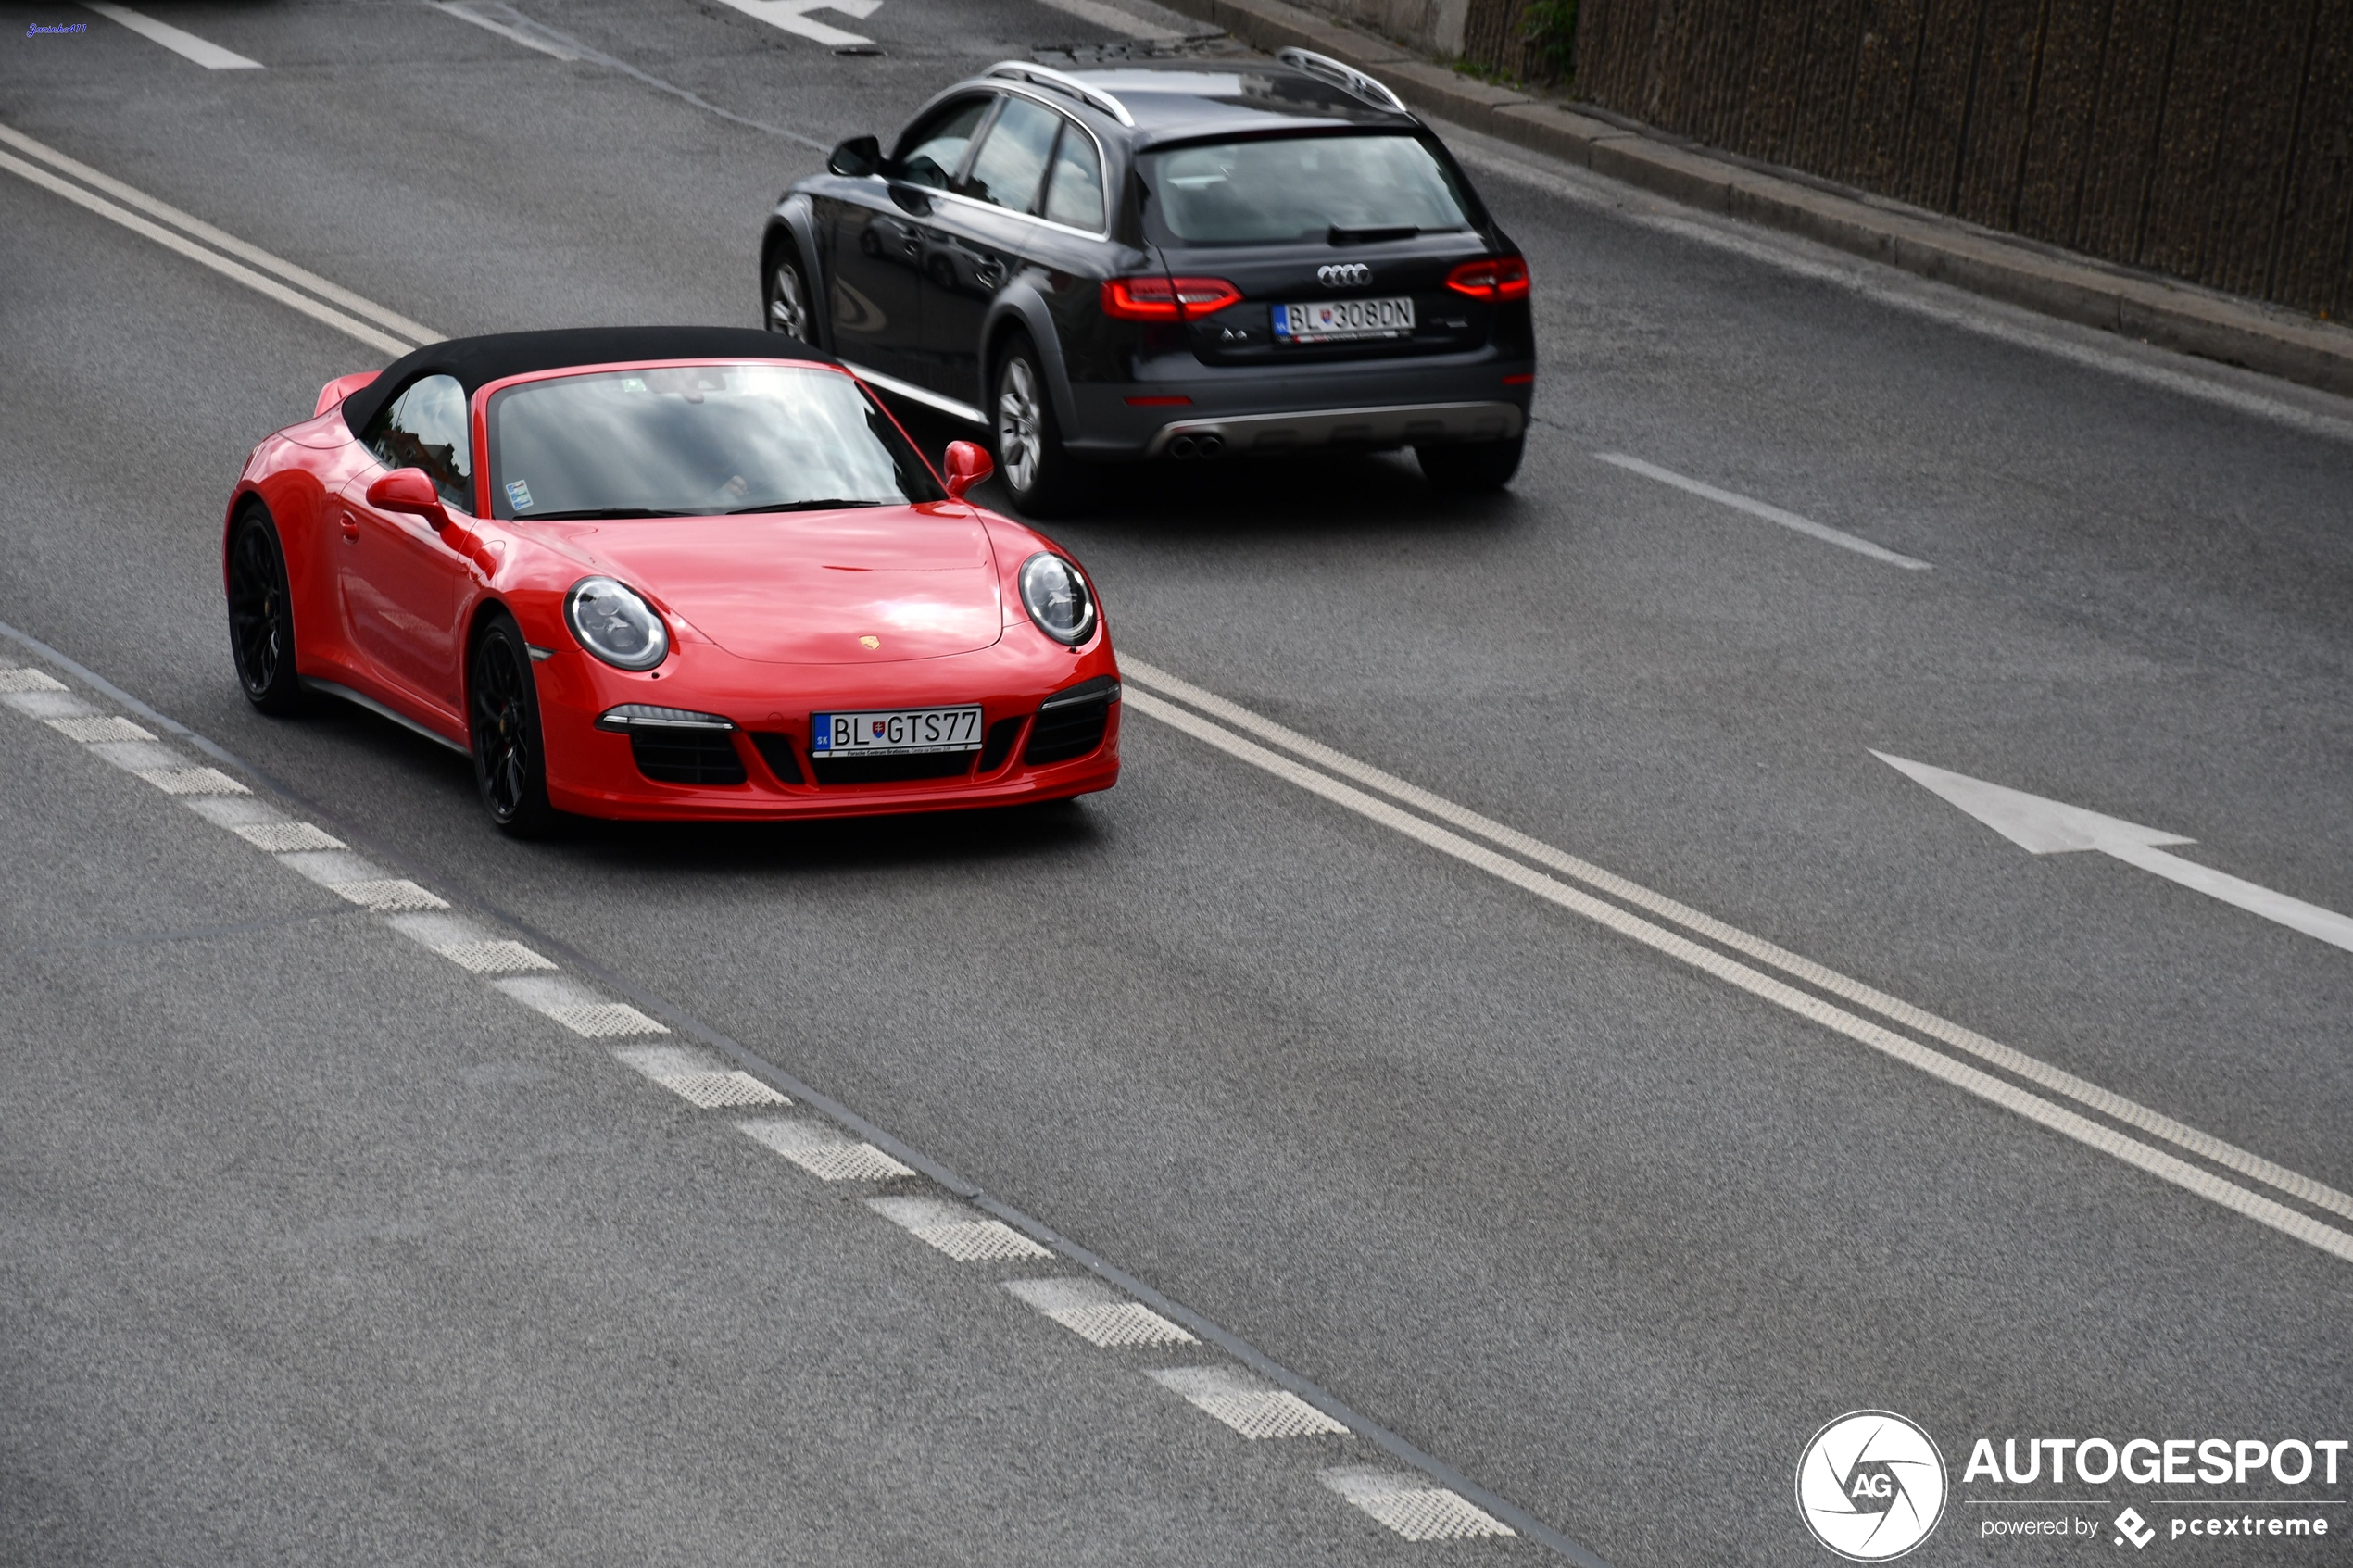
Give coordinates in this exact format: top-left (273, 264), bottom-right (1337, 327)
top-left (992, 332), bottom-right (1082, 517)
top-left (227, 506), bottom-right (303, 714)
top-left (469, 614), bottom-right (556, 837)
top-left (1416, 434), bottom-right (1525, 494)
top-left (764, 246), bottom-right (820, 345)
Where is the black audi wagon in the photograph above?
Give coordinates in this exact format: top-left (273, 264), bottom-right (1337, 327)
top-left (759, 49), bottom-right (1536, 514)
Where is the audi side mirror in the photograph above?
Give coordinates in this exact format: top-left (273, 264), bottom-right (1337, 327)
top-left (828, 134), bottom-right (882, 178)
top-left (367, 468), bottom-right (452, 531)
top-left (942, 440), bottom-right (993, 501)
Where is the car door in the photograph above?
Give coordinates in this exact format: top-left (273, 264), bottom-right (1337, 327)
top-left (823, 94), bottom-right (991, 389)
top-left (917, 92), bottom-right (1065, 408)
top-left (338, 372), bottom-right (473, 718)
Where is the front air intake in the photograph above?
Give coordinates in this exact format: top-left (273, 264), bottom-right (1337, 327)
top-left (1024, 676), bottom-right (1117, 765)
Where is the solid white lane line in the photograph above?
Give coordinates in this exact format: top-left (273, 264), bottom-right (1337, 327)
top-left (0, 125), bottom-right (439, 343)
top-left (0, 149), bottom-right (416, 356)
top-left (1321, 1466), bottom-right (1516, 1541)
top-left (79, 1), bottom-right (261, 69)
top-left (1120, 684), bottom-right (2353, 1264)
top-left (1003, 1277), bottom-right (1199, 1348)
top-left (1594, 452), bottom-right (1931, 569)
top-left (1121, 659), bottom-right (2353, 1225)
top-left (1031, 0), bottom-right (1188, 41)
top-left (1150, 1366), bottom-right (1351, 1439)
top-left (426, 0), bottom-right (585, 59)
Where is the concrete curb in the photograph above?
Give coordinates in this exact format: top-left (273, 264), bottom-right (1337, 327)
top-left (1162, 0), bottom-right (2353, 398)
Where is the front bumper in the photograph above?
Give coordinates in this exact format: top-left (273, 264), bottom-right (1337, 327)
top-left (530, 632), bottom-right (1121, 822)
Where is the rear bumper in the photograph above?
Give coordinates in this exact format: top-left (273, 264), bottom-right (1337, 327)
top-left (1063, 355), bottom-right (1534, 458)
top-left (1141, 399), bottom-right (1523, 458)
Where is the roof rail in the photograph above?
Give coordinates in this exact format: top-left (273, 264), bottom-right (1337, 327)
top-left (1275, 47), bottom-right (1408, 114)
top-left (986, 62), bottom-right (1136, 127)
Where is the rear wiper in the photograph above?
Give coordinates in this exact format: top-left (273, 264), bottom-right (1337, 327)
top-left (725, 498), bottom-right (888, 514)
top-left (520, 507), bottom-right (690, 520)
top-left (1327, 223), bottom-right (1463, 245)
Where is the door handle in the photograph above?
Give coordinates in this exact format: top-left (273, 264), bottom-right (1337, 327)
top-left (975, 259), bottom-right (1005, 289)
top-left (340, 509), bottom-right (360, 541)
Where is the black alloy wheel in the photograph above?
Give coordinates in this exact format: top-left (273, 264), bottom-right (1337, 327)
top-left (469, 615), bottom-right (555, 836)
top-left (992, 330), bottom-right (1084, 517)
top-left (227, 508), bottom-right (303, 714)
top-left (1416, 434), bottom-right (1526, 495)
top-left (764, 250), bottom-right (820, 345)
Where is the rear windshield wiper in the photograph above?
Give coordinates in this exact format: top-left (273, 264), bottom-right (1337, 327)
top-left (725, 498), bottom-right (889, 514)
top-left (1327, 224), bottom-right (1465, 245)
top-left (518, 507), bottom-right (692, 521)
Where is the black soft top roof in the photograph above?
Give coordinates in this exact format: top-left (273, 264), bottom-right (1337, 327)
top-left (342, 326), bottom-right (832, 436)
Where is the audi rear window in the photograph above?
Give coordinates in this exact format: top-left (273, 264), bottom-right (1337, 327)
top-left (1141, 133), bottom-right (1471, 245)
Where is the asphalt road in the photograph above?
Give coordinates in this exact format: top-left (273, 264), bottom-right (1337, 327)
top-left (3, 2), bottom-right (2349, 1564)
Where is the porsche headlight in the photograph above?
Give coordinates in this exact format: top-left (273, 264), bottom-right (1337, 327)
top-left (1018, 553), bottom-right (1097, 646)
top-left (565, 577), bottom-right (669, 671)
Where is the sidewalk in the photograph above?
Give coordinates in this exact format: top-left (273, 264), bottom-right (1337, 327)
top-left (1156, 0), bottom-right (2353, 399)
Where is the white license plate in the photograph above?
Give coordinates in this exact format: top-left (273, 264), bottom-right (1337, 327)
top-left (1273, 295), bottom-right (1416, 343)
top-left (810, 705), bottom-right (983, 756)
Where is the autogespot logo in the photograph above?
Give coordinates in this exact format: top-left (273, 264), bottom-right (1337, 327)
top-left (1797, 1411), bottom-right (1949, 1561)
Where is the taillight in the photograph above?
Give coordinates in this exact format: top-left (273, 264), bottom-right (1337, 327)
top-left (1444, 256), bottom-right (1530, 301)
top-left (1100, 276), bottom-right (1244, 320)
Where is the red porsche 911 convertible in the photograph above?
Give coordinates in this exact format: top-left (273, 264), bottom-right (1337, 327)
top-left (223, 326), bottom-right (1120, 833)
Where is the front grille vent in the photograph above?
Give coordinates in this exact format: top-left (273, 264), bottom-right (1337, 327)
top-left (1024, 676), bottom-right (1117, 765)
top-left (977, 716), bottom-right (1026, 773)
top-left (632, 729), bottom-right (747, 786)
top-left (748, 732), bottom-right (803, 784)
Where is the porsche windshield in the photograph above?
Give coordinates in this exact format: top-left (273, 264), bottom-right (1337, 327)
top-left (485, 363), bottom-right (943, 520)
top-left (1141, 133), bottom-right (1472, 245)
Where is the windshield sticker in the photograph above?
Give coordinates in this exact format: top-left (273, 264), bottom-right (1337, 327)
top-left (505, 479), bottom-right (534, 510)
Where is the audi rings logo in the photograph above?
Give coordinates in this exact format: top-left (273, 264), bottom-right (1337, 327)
top-left (1796, 1411), bottom-right (1948, 1561)
top-left (1316, 262), bottom-right (1371, 288)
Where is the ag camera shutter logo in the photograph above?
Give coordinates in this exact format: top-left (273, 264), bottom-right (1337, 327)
top-left (1796, 1411), bottom-right (1948, 1561)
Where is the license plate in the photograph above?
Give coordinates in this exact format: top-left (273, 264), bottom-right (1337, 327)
top-left (1273, 295), bottom-right (1415, 343)
top-left (810, 705), bottom-right (984, 756)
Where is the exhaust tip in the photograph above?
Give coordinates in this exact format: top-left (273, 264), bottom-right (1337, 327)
top-left (1167, 435), bottom-right (1198, 459)
top-left (1195, 433), bottom-right (1224, 458)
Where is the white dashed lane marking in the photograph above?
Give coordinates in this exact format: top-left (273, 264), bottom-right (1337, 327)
top-left (1150, 1365), bottom-right (1351, 1439)
top-left (612, 1045), bottom-right (790, 1109)
top-left (1322, 1467), bottom-right (1517, 1541)
top-left (736, 1116), bottom-right (914, 1181)
top-left (868, 1197), bottom-right (1053, 1262)
top-left (45, 715), bottom-right (154, 743)
top-left (0, 652), bottom-right (1586, 1560)
top-left (79, 2), bottom-right (263, 69)
top-left (1004, 1277), bottom-right (1200, 1348)
top-left (495, 974), bottom-right (668, 1037)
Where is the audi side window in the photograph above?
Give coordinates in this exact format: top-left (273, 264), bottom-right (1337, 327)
top-left (362, 372), bottom-right (472, 511)
top-left (896, 98), bottom-right (990, 190)
top-left (1041, 124), bottom-right (1105, 232)
top-left (955, 95), bottom-right (1063, 212)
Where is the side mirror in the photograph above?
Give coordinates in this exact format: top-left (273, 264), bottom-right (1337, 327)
top-left (942, 440), bottom-right (993, 501)
top-left (367, 468), bottom-right (452, 530)
top-left (828, 134), bottom-right (882, 178)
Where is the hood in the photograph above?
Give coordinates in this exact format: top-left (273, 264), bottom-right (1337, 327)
top-left (566, 507), bottom-right (1002, 664)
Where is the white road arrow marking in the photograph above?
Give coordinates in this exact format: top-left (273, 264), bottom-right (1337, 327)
top-left (1875, 752), bottom-right (2353, 955)
top-left (709, 0), bottom-right (881, 46)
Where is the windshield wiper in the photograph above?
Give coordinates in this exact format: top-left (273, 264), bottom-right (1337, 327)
top-left (1327, 223), bottom-right (1465, 245)
top-left (520, 507), bottom-right (692, 521)
top-left (724, 498), bottom-right (889, 514)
